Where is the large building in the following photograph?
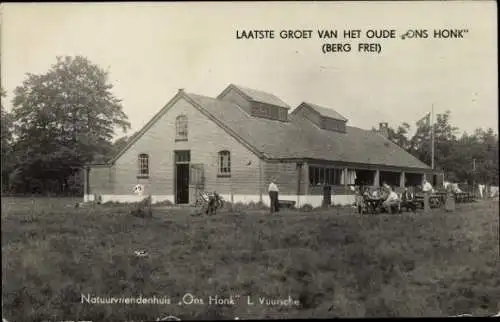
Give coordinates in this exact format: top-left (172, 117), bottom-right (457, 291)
top-left (84, 84), bottom-right (442, 207)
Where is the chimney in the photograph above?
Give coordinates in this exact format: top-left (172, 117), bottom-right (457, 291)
top-left (178, 88), bottom-right (185, 93)
top-left (379, 122), bottom-right (389, 138)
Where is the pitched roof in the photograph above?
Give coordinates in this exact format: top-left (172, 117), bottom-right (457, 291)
top-left (300, 102), bottom-right (348, 122)
top-left (228, 84), bottom-right (290, 109)
top-left (187, 93), bottom-right (430, 170)
top-left (106, 87), bottom-right (431, 170)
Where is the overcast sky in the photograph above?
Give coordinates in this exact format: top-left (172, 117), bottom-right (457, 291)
top-left (1, 2), bottom-right (497, 139)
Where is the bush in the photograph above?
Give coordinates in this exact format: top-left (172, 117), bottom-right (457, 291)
top-left (130, 196), bottom-right (152, 218)
top-left (299, 203), bottom-right (314, 212)
top-left (232, 202), bottom-right (246, 213)
top-left (223, 201), bottom-right (269, 212)
top-left (331, 203), bottom-right (356, 209)
top-left (189, 206), bottom-right (204, 216)
top-left (100, 200), bottom-right (124, 207)
top-left (247, 201), bottom-right (269, 210)
top-left (154, 199), bottom-right (174, 206)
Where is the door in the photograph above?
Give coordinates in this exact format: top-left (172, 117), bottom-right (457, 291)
top-left (176, 164), bottom-right (190, 204)
top-left (189, 164), bottom-right (205, 203)
top-left (174, 150), bottom-right (191, 204)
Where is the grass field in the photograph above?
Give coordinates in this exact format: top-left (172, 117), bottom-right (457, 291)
top-left (2, 197), bottom-right (499, 321)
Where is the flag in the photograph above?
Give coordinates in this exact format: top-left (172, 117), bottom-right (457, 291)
top-left (418, 110), bottom-right (434, 168)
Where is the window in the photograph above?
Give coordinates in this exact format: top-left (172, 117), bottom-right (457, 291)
top-left (218, 150), bottom-right (231, 176)
top-left (309, 166), bottom-right (342, 185)
top-left (270, 107), bottom-right (278, 119)
top-left (175, 115), bottom-right (188, 140)
top-left (174, 150), bottom-right (191, 163)
top-left (252, 105), bottom-right (270, 118)
top-left (319, 167), bottom-right (325, 184)
top-left (278, 108), bottom-right (288, 121)
top-left (138, 154), bottom-right (149, 177)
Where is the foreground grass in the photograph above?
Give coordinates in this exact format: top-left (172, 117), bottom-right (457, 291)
top-left (2, 197), bottom-right (499, 321)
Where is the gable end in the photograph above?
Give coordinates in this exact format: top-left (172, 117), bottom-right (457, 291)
top-left (110, 91), bottom-right (268, 165)
top-left (109, 91), bottom-right (184, 164)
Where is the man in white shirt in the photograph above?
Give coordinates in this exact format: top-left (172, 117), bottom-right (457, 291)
top-left (383, 188), bottom-right (400, 214)
top-left (422, 180), bottom-right (433, 193)
top-left (268, 178), bottom-right (280, 213)
top-left (478, 184), bottom-right (485, 199)
top-left (422, 179), bottom-right (433, 213)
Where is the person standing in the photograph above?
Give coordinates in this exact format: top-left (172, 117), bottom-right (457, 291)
top-left (268, 178), bottom-right (280, 213)
top-left (422, 179), bottom-right (433, 213)
top-left (444, 183), bottom-right (455, 212)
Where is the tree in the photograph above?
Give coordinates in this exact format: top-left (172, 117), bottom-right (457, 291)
top-left (373, 111), bottom-right (498, 185)
top-left (372, 122), bottom-right (412, 151)
top-left (1, 88), bottom-right (12, 153)
top-left (1, 87), bottom-right (15, 192)
top-left (389, 122), bottom-right (411, 150)
top-left (104, 131), bottom-right (138, 162)
top-left (478, 128), bottom-right (499, 185)
top-left (407, 110), bottom-right (459, 173)
top-left (11, 56), bottom-right (131, 194)
top-left (452, 128), bottom-right (499, 185)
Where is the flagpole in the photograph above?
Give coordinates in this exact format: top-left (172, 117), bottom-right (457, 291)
top-left (431, 104), bottom-right (435, 170)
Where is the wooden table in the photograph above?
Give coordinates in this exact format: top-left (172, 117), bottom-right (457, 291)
top-left (414, 193), bottom-right (442, 209)
top-left (358, 195), bottom-right (385, 214)
top-left (455, 192), bottom-right (475, 203)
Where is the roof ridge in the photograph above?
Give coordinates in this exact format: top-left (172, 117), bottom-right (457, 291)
top-left (231, 83), bottom-right (268, 92)
top-left (302, 101), bottom-right (348, 121)
top-left (187, 92), bottom-right (252, 116)
top-left (230, 84), bottom-right (290, 109)
top-left (106, 88), bottom-right (431, 171)
top-left (185, 92), bottom-right (212, 98)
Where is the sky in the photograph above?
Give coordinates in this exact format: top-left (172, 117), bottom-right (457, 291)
top-left (1, 1), bottom-right (497, 140)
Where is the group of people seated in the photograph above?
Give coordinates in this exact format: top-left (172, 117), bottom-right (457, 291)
top-left (353, 178), bottom-right (476, 214)
top-left (355, 182), bottom-right (418, 214)
top-left (443, 181), bottom-right (463, 194)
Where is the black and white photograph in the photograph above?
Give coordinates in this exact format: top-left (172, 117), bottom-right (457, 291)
top-left (1, 1), bottom-right (498, 321)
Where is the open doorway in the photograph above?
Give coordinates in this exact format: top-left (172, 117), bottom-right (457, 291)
top-left (175, 150), bottom-right (190, 204)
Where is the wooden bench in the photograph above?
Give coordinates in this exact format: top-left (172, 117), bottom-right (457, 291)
top-left (278, 200), bottom-right (296, 209)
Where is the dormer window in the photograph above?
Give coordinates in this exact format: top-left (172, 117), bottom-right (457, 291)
top-left (293, 102), bottom-right (348, 133)
top-left (217, 84), bottom-right (290, 121)
top-left (176, 115), bottom-right (188, 141)
top-left (251, 104), bottom-right (288, 121)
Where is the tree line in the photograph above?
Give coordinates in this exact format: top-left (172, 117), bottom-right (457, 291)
top-left (376, 112), bottom-right (498, 186)
top-left (1, 55), bottom-right (498, 195)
